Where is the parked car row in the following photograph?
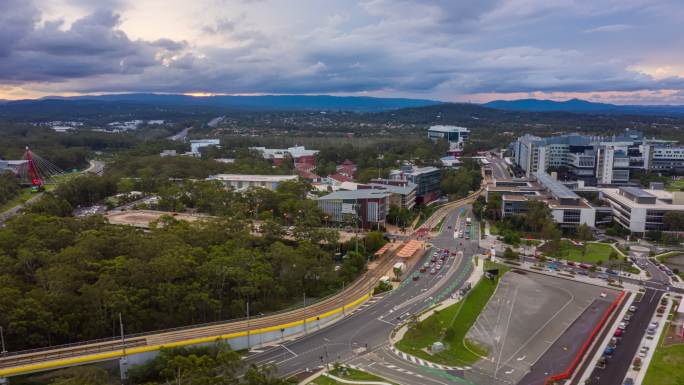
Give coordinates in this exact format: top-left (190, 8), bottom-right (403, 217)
top-left (598, 305), bottom-right (639, 370)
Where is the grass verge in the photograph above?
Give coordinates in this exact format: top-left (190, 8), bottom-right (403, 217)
top-left (395, 261), bottom-right (508, 366)
top-left (311, 367), bottom-right (397, 385)
top-left (642, 331), bottom-right (684, 385)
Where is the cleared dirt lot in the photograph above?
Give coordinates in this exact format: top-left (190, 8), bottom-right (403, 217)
top-left (106, 210), bottom-right (209, 227)
top-left (464, 271), bottom-right (618, 385)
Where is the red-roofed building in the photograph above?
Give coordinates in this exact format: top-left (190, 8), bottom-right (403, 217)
top-left (336, 159), bottom-right (357, 179)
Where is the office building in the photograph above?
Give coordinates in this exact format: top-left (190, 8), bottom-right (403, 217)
top-left (190, 139), bottom-right (220, 156)
top-left (208, 174), bottom-right (298, 191)
top-left (488, 172), bottom-right (599, 228)
top-left (363, 179), bottom-right (417, 210)
top-left (250, 146), bottom-right (319, 166)
top-left (389, 164), bottom-right (441, 204)
top-left (316, 189), bottom-right (391, 229)
top-left (427, 125), bottom-right (470, 154)
top-left (600, 187), bottom-right (684, 234)
top-left (511, 129), bottom-right (684, 185)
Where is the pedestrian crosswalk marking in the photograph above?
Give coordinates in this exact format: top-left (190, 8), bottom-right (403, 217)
top-left (389, 346), bottom-right (466, 371)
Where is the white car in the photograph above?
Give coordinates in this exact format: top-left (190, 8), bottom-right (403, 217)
top-left (639, 346), bottom-right (649, 358)
top-left (618, 322), bottom-right (627, 330)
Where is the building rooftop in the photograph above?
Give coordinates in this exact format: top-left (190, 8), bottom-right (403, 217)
top-left (619, 186), bottom-right (656, 199)
top-left (601, 188), bottom-right (684, 210)
top-left (428, 125), bottom-right (470, 133)
top-left (208, 174), bottom-right (298, 182)
top-left (534, 172), bottom-right (580, 201)
top-left (365, 182), bottom-right (417, 195)
top-left (318, 189), bottom-right (392, 200)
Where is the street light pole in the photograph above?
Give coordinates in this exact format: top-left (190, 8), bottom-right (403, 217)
top-left (246, 300), bottom-right (251, 349)
top-left (1, 326), bottom-right (7, 355)
top-left (119, 313), bottom-right (126, 357)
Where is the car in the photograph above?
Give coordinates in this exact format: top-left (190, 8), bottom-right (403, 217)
top-left (419, 267), bottom-right (426, 273)
top-left (431, 256), bottom-right (437, 262)
top-left (430, 268), bottom-right (436, 275)
top-left (623, 314), bottom-right (632, 322)
top-left (639, 346), bottom-right (649, 358)
top-left (618, 322), bottom-right (627, 330)
top-left (614, 329), bottom-right (623, 337)
top-left (436, 264), bottom-right (442, 270)
top-left (598, 273), bottom-right (609, 280)
top-left (648, 321), bottom-right (659, 330)
top-left (624, 378), bottom-right (634, 385)
top-left (629, 305), bottom-right (638, 313)
top-left (412, 274), bottom-right (419, 281)
top-left (577, 270), bottom-right (589, 276)
top-left (609, 338), bottom-right (619, 347)
top-left (606, 269), bottom-right (617, 275)
top-left (604, 346), bottom-right (615, 356)
top-left (596, 356), bottom-right (607, 369)
top-left (579, 263), bottom-right (591, 269)
top-left (566, 261), bottom-right (576, 266)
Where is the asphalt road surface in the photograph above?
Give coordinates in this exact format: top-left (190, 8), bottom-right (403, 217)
top-left (488, 156), bottom-right (512, 179)
top-left (244, 205), bottom-right (482, 382)
top-left (584, 289), bottom-right (662, 385)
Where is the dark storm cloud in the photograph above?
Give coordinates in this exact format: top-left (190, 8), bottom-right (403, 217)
top-left (0, 1), bottom-right (185, 83)
top-left (2, 0), bottom-right (684, 102)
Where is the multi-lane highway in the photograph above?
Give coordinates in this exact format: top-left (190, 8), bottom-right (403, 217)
top-left (243, 205), bottom-right (482, 382)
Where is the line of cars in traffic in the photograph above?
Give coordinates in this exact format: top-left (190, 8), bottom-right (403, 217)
top-left (413, 248), bottom-right (454, 280)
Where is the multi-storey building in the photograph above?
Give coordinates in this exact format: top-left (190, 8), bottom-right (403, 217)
top-left (512, 129), bottom-right (683, 185)
top-left (389, 164), bottom-right (441, 204)
top-left (250, 146), bottom-right (319, 166)
top-left (600, 187), bottom-right (684, 234)
top-left (427, 125), bottom-right (470, 155)
top-left (208, 174), bottom-right (298, 191)
top-left (316, 189), bottom-right (391, 229)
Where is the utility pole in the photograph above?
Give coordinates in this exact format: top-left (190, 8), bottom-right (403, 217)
top-left (246, 300), bottom-right (251, 349)
top-left (119, 313), bottom-right (127, 385)
top-left (119, 313), bottom-right (126, 356)
top-left (0, 326), bottom-right (7, 355)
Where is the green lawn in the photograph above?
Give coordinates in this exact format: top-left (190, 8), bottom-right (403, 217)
top-left (543, 241), bottom-right (616, 264)
top-left (311, 368), bottom-right (397, 385)
top-left (666, 179), bottom-right (684, 192)
top-left (643, 340), bottom-right (684, 385)
top-left (542, 241), bottom-right (641, 273)
top-left (395, 263), bottom-right (507, 366)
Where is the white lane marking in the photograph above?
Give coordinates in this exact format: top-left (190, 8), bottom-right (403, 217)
top-left (281, 345), bottom-right (298, 357)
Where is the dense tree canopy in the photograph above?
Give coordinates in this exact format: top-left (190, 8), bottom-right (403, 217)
top-left (0, 212), bottom-right (358, 351)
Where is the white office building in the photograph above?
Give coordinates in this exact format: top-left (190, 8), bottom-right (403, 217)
top-left (190, 139), bottom-right (220, 156)
top-left (600, 187), bottom-right (684, 234)
top-left (208, 174), bottom-right (298, 191)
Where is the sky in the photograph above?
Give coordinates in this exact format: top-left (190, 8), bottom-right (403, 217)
top-left (1, 0), bottom-right (684, 104)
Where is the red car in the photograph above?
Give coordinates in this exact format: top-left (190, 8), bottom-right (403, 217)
top-left (420, 267), bottom-right (426, 273)
top-left (614, 329), bottom-right (623, 337)
top-left (566, 261), bottom-right (575, 266)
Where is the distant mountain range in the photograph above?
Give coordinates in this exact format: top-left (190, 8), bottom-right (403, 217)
top-left (483, 98), bottom-right (684, 116)
top-left (2, 93), bottom-right (440, 113)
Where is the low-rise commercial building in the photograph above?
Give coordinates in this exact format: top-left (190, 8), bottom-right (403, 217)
top-left (316, 189), bottom-right (391, 229)
top-left (208, 174), bottom-right (298, 191)
top-left (600, 187), bottom-right (684, 234)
